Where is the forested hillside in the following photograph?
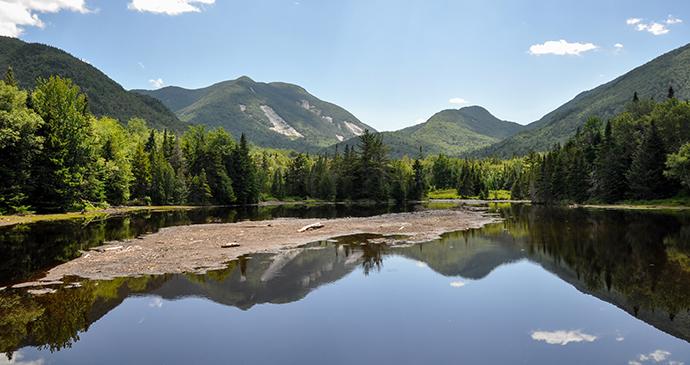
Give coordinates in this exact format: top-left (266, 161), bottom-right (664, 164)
top-left (135, 77), bottom-right (374, 151)
top-left (333, 106), bottom-right (524, 159)
top-left (474, 42), bottom-right (690, 158)
top-left (0, 36), bottom-right (188, 133)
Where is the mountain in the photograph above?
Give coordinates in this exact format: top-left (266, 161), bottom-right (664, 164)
top-left (0, 36), bottom-right (189, 133)
top-left (473, 42), bottom-right (690, 158)
top-left (331, 106), bottom-right (525, 159)
top-left (135, 77), bottom-right (375, 151)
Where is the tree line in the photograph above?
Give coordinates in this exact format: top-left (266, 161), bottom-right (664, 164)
top-left (0, 71), bottom-right (260, 214)
top-left (2, 69), bottom-right (688, 214)
top-left (0, 72), bottom-right (433, 214)
top-left (524, 89), bottom-right (690, 203)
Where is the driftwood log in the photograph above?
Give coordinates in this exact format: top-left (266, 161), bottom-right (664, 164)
top-left (298, 222), bottom-right (324, 232)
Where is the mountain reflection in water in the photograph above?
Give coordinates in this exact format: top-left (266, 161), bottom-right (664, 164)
top-left (2, 203), bottom-right (690, 363)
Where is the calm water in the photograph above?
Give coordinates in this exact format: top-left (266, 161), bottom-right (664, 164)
top-left (2, 204), bottom-right (690, 364)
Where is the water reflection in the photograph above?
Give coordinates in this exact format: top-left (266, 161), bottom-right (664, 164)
top-left (0, 203), bottom-right (413, 286)
top-left (2, 204), bottom-right (690, 360)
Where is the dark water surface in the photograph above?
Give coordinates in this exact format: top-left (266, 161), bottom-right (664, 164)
top-left (2, 203), bottom-right (690, 364)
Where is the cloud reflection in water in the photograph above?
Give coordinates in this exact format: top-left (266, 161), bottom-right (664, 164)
top-left (530, 330), bottom-right (597, 345)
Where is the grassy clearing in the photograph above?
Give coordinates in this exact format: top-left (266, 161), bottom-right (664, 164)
top-left (427, 189), bottom-right (512, 200)
top-left (0, 206), bottom-right (199, 227)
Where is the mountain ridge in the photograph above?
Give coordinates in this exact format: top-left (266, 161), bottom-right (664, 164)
top-left (0, 36), bottom-right (189, 133)
top-left (136, 77), bottom-right (375, 151)
top-left (472, 41), bottom-right (690, 158)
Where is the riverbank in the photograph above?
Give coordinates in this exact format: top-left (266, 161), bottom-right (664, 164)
top-left (24, 206), bottom-right (498, 283)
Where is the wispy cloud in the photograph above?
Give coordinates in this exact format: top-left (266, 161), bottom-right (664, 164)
top-left (149, 78), bottom-right (164, 88)
top-left (614, 43), bottom-right (624, 55)
top-left (149, 297), bottom-right (163, 308)
top-left (450, 281), bottom-right (466, 287)
top-left (528, 40), bottom-right (598, 56)
top-left (627, 15), bottom-right (682, 35)
top-left (138, 62), bottom-right (146, 69)
top-left (128, 0), bottom-right (215, 16)
top-left (666, 15), bottom-right (683, 25)
top-left (0, 0), bottom-right (94, 37)
top-left (531, 330), bottom-right (598, 345)
top-left (415, 118), bottom-right (426, 125)
top-left (629, 350), bottom-right (685, 365)
top-left (449, 98), bottom-right (469, 104)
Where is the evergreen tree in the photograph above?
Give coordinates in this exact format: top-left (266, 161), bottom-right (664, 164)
top-left (668, 86), bottom-right (675, 100)
top-left (4, 67), bottom-right (16, 88)
top-left (187, 170), bottom-right (212, 205)
top-left (270, 167), bottom-right (286, 199)
top-left (353, 130), bottom-right (391, 201)
top-left (408, 158), bottom-right (427, 201)
top-left (230, 133), bottom-right (259, 204)
top-left (591, 120), bottom-right (627, 203)
top-left (285, 153), bottom-right (310, 198)
top-left (30, 76), bottom-right (100, 212)
top-left (626, 121), bottom-right (669, 200)
top-left (0, 80), bottom-right (43, 213)
top-left (130, 143), bottom-right (151, 201)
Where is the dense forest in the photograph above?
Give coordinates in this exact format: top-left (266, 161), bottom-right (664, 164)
top-left (2, 69), bottom-right (689, 215)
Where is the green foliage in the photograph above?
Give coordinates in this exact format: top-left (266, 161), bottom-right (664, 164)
top-left (137, 76), bottom-right (374, 152)
top-left (30, 76), bottom-right (102, 212)
top-left (0, 36), bottom-right (188, 133)
top-left (527, 97), bottom-right (689, 204)
top-left (333, 106), bottom-right (525, 160)
top-left (0, 80), bottom-right (43, 214)
top-left (475, 42), bottom-right (690, 158)
top-left (665, 143), bottom-right (690, 188)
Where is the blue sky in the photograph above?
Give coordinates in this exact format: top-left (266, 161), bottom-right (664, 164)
top-left (1, 0), bottom-right (688, 131)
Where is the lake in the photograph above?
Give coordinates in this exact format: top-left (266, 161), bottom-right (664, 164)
top-left (1, 203), bottom-right (690, 364)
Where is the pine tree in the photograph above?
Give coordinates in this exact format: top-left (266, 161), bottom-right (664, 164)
top-left (668, 86), bottom-right (675, 100)
top-left (230, 133), bottom-right (259, 204)
top-left (30, 76), bottom-right (100, 212)
top-left (626, 121), bottom-right (669, 200)
top-left (5, 67), bottom-right (16, 88)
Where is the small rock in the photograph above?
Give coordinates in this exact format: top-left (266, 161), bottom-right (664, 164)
top-left (221, 243), bottom-right (240, 248)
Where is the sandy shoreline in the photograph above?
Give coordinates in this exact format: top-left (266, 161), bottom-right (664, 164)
top-left (30, 206), bottom-right (499, 283)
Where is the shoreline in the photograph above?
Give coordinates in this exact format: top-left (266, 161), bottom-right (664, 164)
top-left (26, 206), bottom-right (499, 284)
top-left (2, 199), bottom-right (688, 228)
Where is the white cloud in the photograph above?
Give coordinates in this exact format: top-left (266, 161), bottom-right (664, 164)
top-left (628, 16), bottom-right (682, 35)
top-left (149, 297), bottom-right (163, 308)
top-left (629, 350), bottom-right (684, 365)
top-left (614, 43), bottom-right (624, 55)
top-left (531, 330), bottom-right (598, 345)
top-left (138, 62), bottom-right (146, 69)
top-left (149, 78), bottom-right (164, 88)
top-left (0, 0), bottom-right (93, 37)
top-left (639, 350), bottom-right (671, 362)
top-left (0, 351), bottom-right (46, 365)
top-left (450, 281), bottom-right (466, 287)
top-left (449, 98), bottom-right (469, 104)
top-left (528, 40), bottom-right (598, 56)
top-left (415, 118), bottom-right (426, 125)
top-left (666, 15), bottom-right (683, 25)
top-left (128, 0), bottom-right (215, 16)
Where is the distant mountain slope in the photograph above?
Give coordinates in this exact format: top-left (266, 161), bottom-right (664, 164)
top-left (135, 77), bottom-right (375, 151)
top-left (333, 106), bottom-right (524, 159)
top-left (0, 36), bottom-right (189, 133)
top-left (473, 42), bottom-right (690, 158)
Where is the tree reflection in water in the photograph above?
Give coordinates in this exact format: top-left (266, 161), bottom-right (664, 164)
top-left (3, 204), bottom-right (690, 359)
